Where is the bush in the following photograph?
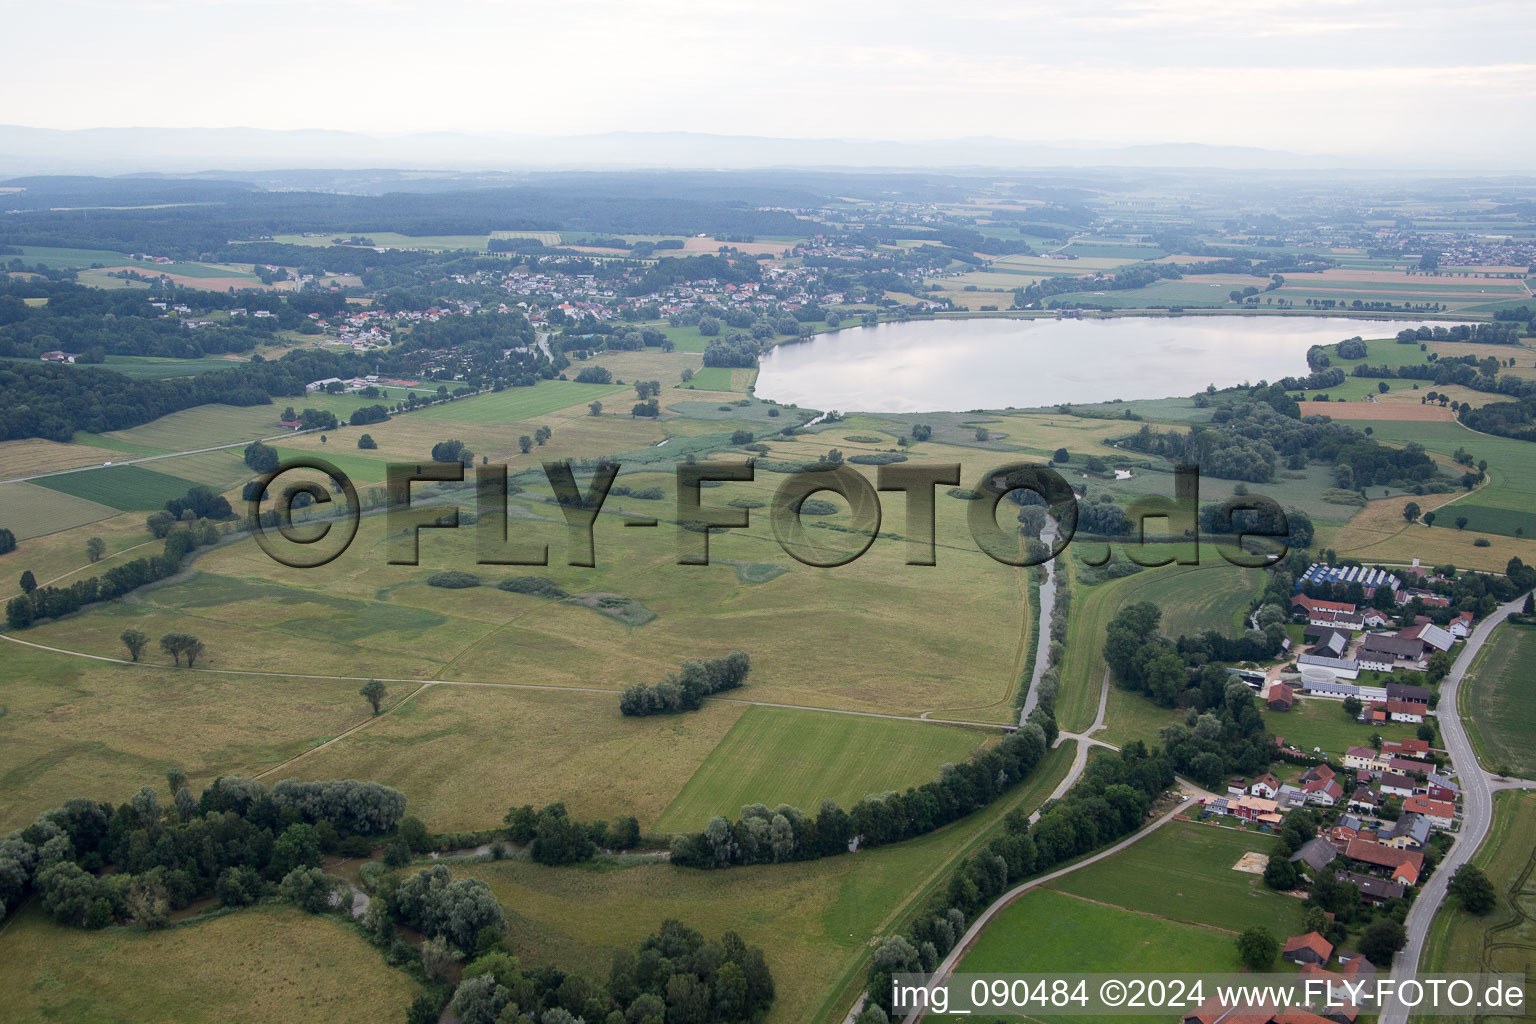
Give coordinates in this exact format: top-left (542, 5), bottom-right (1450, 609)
top-left (496, 576), bottom-right (568, 599)
top-left (427, 571), bottom-right (480, 589)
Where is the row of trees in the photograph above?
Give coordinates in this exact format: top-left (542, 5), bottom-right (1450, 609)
top-left (503, 802), bottom-right (641, 865)
top-left (619, 652), bottom-right (752, 716)
top-left (859, 741), bottom-right (1177, 1020)
top-left (671, 723), bottom-right (1051, 869)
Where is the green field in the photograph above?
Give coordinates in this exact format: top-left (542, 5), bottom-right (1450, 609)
top-left (683, 366), bottom-right (739, 391)
top-left (939, 888), bottom-right (1244, 1024)
top-left (1262, 694), bottom-right (1422, 757)
top-left (452, 742), bottom-right (1077, 1024)
top-left (1046, 818), bottom-right (1309, 935)
top-left (1461, 623), bottom-right (1536, 776)
top-left (0, 905), bottom-right (422, 1024)
top-left (1416, 790), bottom-right (1536, 1018)
top-left (1056, 559), bottom-right (1264, 735)
top-left (411, 380), bottom-right (628, 423)
top-left (99, 355), bottom-right (248, 379)
top-left (654, 706), bottom-right (989, 831)
top-left (13, 245), bottom-right (131, 269)
top-left (32, 463), bottom-right (201, 511)
top-left (0, 480), bottom-right (120, 539)
top-left (1364, 420), bottom-right (1536, 537)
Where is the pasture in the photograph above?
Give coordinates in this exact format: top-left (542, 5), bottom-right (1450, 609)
top-left (282, 683), bottom-right (746, 832)
top-left (0, 642), bottom-right (390, 832)
top-left (1046, 818), bottom-right (1309, 936)
top-left (12, 245), bottom-right (131, 269)
top-left (33, 463), bottom-right (202, 511)
top-left (0, 905), bottom-right (422, 1024)
top-left (454, 743), bottom-right (1075, 1024)
top-left (654, 706), bottom-right (989, 832)
top-left (1461, 623), bottom-right (1536, 777)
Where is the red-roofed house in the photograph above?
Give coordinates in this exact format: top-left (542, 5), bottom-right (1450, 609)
top-left (1401, 796), bottom-right (1455, 828)
top-left (1283, 931), bottom-right (1335, 965)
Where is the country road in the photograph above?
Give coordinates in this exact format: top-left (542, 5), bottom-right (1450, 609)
top-left (1378, 594), bottom-right (1528, 1024)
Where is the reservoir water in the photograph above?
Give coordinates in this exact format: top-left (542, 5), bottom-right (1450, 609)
top-left (754, 316), bottom-right (1456, 412)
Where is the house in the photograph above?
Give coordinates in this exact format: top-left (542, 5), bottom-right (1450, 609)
top-left (1268, 684), bottom-right (1296, 712)
top-left (1338, 952), bottom-right (1377, 979)
top-left (1381, 738), bottom-right (1431, 760)
top-left (1325, 815), bottom-right (1363, 849)
top-left (1304, 625), bottom-right (1352, 657)
top-left (1300, 764), bottom-right (1336, 786)
top-left (1385, 700), bottom-right (1426, 725)
top-left (1422, 773), bottom-right (1458, 802)
top-left (1303, 778), bottom-right (1343, 807)
top-left (1379, 772), bottom-right (1417, 798)
top-left (1343, 746), bottom-right (1389, 774)
top-left (1344, 839), bottom-right (1422, 885)
top-left (1336, 870), bottom-right (1406, 904)
top-left (1361, 608), bottom-right (1395, 629)
top-left (1347, 786), bottom-right (1380, 814)
top-left (306, 377), bottom-right (344, 393)
top-left (1401, 796), bottom-right (1455, 828)
top-left (1227, 778), bottom-right (1252, 798)
top-left (1400, 623), bottom-right (1454, 653)
top-left (1379, 813), bottom-right (1431, 850)
top-left (1230, 794), bottom-right (1284, 826)
top-left (1292, 595), bottom-right (1360, 628)
top-left (39, 350), bottom-right (76, 363)
top-left (1358, 633), bottom-right (1425, 671)
top-left (1447, 611), bottom-right (1474, 638)
top-left (1282, 931), bottom-right (1335, 966)
top-left (1277, 784), bottom-right (1308, 809)
top-left (1250, 773), bottom-right (1281, 799)
top-left (1386, 756), bottom-right (1427, 777)
top-left (1289, 836), bottom-right (1340, 873)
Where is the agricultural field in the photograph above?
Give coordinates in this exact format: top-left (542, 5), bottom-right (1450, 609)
top-left (1054, 559), bottom-right (1265, 735)
top-left (1416, 791), bottom-right (1536, 1011)
top-left (0, 480), bottom-right (119, 538)
top-left (654, 706), bottom-right (989, 832)
top-left (97, 354), bottom-right (250, 379)
top-left (1316, 489), bottom-right (1536, 573)
top-left (1460, 623), bottom-right (1536, 777)
top-left (452, 742), bottom-right (1077, 1024)
top-left (1046, 818), bottom-right (1309, 936)
top-left (11, 245), bottom-right (132, 269)
top-left (0, 905), bottom-right (422, 1024)
top-left (409, 379), bottom-right (628, 423)
top-left (32, 463), bottom-right (204, 511)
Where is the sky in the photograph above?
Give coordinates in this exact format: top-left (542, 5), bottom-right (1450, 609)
top-left (5, 0), bottom-right (1535, 160)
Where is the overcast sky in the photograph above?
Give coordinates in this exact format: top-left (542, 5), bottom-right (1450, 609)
top-left (6, 0), bottom-right (1534, 159)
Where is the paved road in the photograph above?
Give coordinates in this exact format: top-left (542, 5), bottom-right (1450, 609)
top-left (1019, 522), bottom-right (1060, 724)
top-left (1379, 595), bottom-right (1527, 1024)
top-left (903, 792), bottom-right (1202, 1024)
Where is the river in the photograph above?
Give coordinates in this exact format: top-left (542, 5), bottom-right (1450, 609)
top-left (754, 315), bottom-right (1459, 412)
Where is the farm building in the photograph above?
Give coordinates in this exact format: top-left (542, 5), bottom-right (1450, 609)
top-left (1282, 931), bottom-right (1335, 966)
top-left (1334, 871), bottom-right (1405, 905)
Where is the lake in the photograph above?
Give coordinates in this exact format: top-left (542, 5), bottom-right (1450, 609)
top-left (754, 316), bottom-right (1454, 412)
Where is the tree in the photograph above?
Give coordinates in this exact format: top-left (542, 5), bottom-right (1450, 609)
top-left (534, 425), bottom-right (552, 446)
top-left (518, 435), bottom-right (533, 454)
top-left (1237, 927), bottom-right (1279, 970)
top-left (588, 401), bottom-right (603, 416)
top-left (1359, 919), bottom-right (1407, 964)
top-left (431, 440), bottom-right (473, 466)
top-left (1456, 516), bottom-right (1469, 530)
top-left (1449, 864), bottom-right (1497, 914)
top-left (159, 633), bottom-right (204, 667)
top-left (86, 537), bottom-right (105, 563)
top-left (243, 440), bottom-right (279, 474)
top-left (19, 570), bottom-right (36, 594)
top-left (1403, 502), bottom-right (1421, 523)
top-left (120, 628), bottom-right (149, 661)
top-left (1342, 695), bottom-right (1363, 717)
top-left (1263, 856), bottom-right (1299, 890)
top-left (356, 433), bottom-right (377, 449)
top-left (1053, 447), bottom-right (1069, 463)
top-left (360, 679), bottom-right (387, 715)
top-left (1423, 511), bottom-right (1436, 527)
top-left (0, 528), bottom-right (14, 555)
top-left (911, 424), bottom-right (932, 442)
top-left (974, 427), bottom-right (991, 442)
